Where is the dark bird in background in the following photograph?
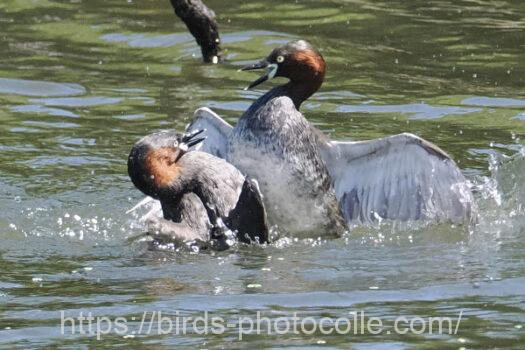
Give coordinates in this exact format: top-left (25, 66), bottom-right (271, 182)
top-left (128, 129), bottom-right (269, 248)
top-left (169, 0), bottom-right (221, 63)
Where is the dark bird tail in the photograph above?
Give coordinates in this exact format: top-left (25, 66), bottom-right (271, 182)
top-left (169, 0), bottom-right (221, 63)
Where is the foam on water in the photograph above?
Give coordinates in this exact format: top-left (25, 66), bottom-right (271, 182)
top-left (117, 146), bottom-right (525, 254)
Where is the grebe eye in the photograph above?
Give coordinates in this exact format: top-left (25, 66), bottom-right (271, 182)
top-left (276, 55), bottom-right (285, 63)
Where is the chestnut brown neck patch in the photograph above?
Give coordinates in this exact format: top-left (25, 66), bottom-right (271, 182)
top-left (145, 147), bottom-right (180, 189)
top-left (291, 50), bottom-right (326, 80)
top-left (284, 49), bottom-right (326, 107)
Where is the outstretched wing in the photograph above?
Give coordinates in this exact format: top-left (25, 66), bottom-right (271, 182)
top-left (319, 133), bottom-right (474, 224)
top-left (186, 107), bottom-right (232, 158)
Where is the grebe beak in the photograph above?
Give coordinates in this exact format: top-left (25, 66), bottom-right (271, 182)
top-left (181, 129), bottom-right (206, 149)
top-left (241, 59), bottom-right (278, 90)
top-left (241, 59), bottom-right (269, 71)
top-left (175, 130), bottom-right (206, 162)
top-left (182, 129), bottom-right (205, 144)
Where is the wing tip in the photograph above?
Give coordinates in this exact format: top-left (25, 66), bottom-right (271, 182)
top-left (400, 132), bottom-right (452, 161)
top-left (194, 106), bottom-right (219, 119)
top-left (192, 107), bottom-right (232, 132)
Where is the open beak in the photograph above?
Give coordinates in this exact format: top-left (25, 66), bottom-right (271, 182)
top-left (182, 129), bottom-right (206, 148)
top-left (241, 59), bottom-right (269, 71)
top-left (240, 59), bottom-right (277, 90)
top-left (175, 129), bottom-right (206, 162)
top-left (181, 129), bottom-right (206, 149)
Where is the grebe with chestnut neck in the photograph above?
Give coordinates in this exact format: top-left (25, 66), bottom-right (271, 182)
top-left (142, 40), bottom-right (474, 235)
top-left (226, 40), bottom-right (346, 235)
top-left (127, 129), bottom-right (269, 248)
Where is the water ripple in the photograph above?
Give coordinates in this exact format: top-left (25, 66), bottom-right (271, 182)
top-left (0, 78), bottom-right (85, 97)
top-left (10, 104), bottom-right (78, 118)
top-left (462, 96), bottom-right (525, 107)
top-left (336, 103), bottom-right (481, 119)
top-left (30, 96), bottom-right (122, 107)
top-left (100, 33), bottom-right (193, 48)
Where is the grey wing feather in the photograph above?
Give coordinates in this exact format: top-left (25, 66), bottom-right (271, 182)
top-left (319, 133), bottom-right (475, 224)
top-left (186, 107), bottom-right (232, 158)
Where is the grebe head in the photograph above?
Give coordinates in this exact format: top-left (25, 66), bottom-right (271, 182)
top-left (241, 40), bottom-right (326, 104)
top-left (127, 129), bottom-right (205, 198)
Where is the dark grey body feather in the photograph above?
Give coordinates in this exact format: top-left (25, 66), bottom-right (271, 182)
top-left (173, 151), bottom-right (246, 218)
top-left (228, 86), bottom-right (346, 235)
top-left (150, 192), bottom-right (211, 244)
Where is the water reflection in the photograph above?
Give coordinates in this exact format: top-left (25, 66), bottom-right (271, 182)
top-left (0, 78), bottom-right (85, 97)
top-left (31, 96), bottom-right (123, 107)
top-left (462, 96), bottom-right (525, 107)
top-left (336, 102), bottom-right (481, 119)
top-left (11, 104), bottom-right (78, 118)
